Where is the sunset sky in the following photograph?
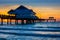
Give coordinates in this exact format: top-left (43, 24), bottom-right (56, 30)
top-left (0, 0), bottom-right (60, 21)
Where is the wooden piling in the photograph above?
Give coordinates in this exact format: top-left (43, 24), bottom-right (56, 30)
top-left (7, 19), bottom-right (9, 25)
top-left (15, 20), bottom-right (18, 25)
top-left (54, 19), bottom-right (56, 22)
top-left (32, 20), bottom-right (34, 23)
top-left (10, 19), bottom-right (12, 25)
top-left (1, 19), bottom-right (3, 25)
top-left (21, 20), bottom-right (24, 24)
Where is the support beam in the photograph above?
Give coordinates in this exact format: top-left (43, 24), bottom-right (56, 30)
top-left (21, 20), bottom-right (24, 24)
top-left (26, 20), bottom-right (28, 24)
top-left (10, 19), bottom-right (11, 24)
top-left (7, 19), bottom-right (9, 25)
top-left (1, 19), bottom-right (3, 25)
top-left (30, 20), bottom-right (34, 23)
top-left (47, 19), bottom-right (56, 22)
top-left (32, 20), bottom-right (34, 23)
top-left (15, 20), bottom-right (18, 25)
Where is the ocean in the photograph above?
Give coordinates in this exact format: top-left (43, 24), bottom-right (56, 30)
top-left (0, 22), bottom-right (60, 40)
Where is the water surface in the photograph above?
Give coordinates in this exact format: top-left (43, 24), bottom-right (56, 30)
top-left (0, 22), bottom-right (60, 40)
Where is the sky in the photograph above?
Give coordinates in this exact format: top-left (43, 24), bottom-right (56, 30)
top-left (0, 0), bottom-right (60, 21)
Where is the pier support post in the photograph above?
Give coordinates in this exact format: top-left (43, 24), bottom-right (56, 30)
top-left (1, 19), bottom-right (3, 25)
top-left (27, 20), bottom-right (33, 24)
top-left (30, 20), bottom-right (32, 23)
top-left (47, 19), bottom-right (48, 22)
top-left (10, 19), bottom-right (12, 25)
top-left (7, 19), bottom-right (9, 25)
top-left (30, 20), bottom-right (33, 23)
top-left (26, 20), bottom-right (27, 24)
top-left (15, 20), bottom-right (18, 25)
top-left (21, 20), bottom-right (24, 24)
top-left (32, 20), bottom-right (34, 23)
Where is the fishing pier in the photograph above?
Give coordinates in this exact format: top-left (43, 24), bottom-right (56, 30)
top-left (0, 5), bottom-right (56, 25)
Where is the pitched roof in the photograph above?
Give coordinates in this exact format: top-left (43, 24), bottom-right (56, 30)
top-left (8, 5), bottom-right (38, 19)
top-left (8, 5), bottom-right (35, 14)
top-left (16, 5), bottom-right (29, 10)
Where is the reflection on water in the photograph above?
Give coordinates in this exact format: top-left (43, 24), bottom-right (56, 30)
top-left (0, 22), bottom-right (60, 40)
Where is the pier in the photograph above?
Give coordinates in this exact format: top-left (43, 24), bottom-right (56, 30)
top-left (0, 5), bottom-right (56, 25)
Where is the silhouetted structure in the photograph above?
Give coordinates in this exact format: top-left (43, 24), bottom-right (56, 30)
top-left (8, 5), bottom-right (39, 24)
top-left (0, 5), bottom-right (56, 25)
top-left (0, 5), bottom-right (40, 25)
top-left (8, 5), bottom-right (38, 19)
